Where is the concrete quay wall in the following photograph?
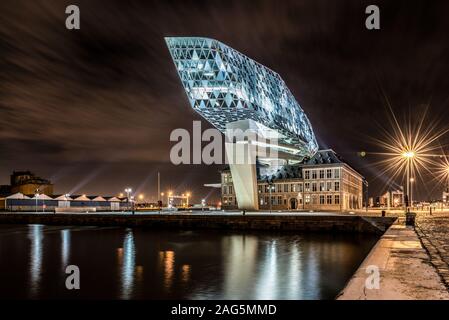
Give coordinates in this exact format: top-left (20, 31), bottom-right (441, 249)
top-left (337, 221), bottom-right (449, 300)
top-left (0, 213), bottom-right (396, 234)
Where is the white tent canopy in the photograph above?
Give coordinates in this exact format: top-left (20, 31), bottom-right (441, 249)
top-left (52, 195), bottom-right (73, 201)
top-left (91, 196), bottom-right (107, 202)
top-left (6, 192), bottom-right (30, 200)
top-left (31, 194), bottom-right (53, 200)
top-left (73, 195), bottom-right (91, 201)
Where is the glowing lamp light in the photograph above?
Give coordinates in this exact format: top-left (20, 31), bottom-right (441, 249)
top-left (402, 151), bottom-right (415, 159)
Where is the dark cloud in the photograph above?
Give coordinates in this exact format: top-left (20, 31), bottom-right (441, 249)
top-left (0, 0), bottom-right (449, 201)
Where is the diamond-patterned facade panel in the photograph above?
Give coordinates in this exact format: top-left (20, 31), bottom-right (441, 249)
top-left (165, 37), bottom-right (318, 157)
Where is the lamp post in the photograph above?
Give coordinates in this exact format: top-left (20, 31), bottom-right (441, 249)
top-left (402, 151), bottom-right (415, 211)
top-left (168, 191), bottom-right (172, 208)
top-left (130, 195), bottom-right (135, 215)
top-left (201, 199), bottom-right (206, 212)
top-left (65, 193), bottom-right (70, 209)
top-left (446, 166), bottom-right (449, 195)
top-left (125, 188), bottom-right (132, 212)
top-left (35, 189), bottom-right (39, 213)
top-left (186, 192), bottom-right (190, 208)
top-left (268, 182), bottom-right (274, 213)
top-left (410, 177), bottom-right (415, 208)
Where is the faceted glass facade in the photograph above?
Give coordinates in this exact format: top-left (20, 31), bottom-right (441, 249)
top-left (166, 37), bottom-right (318, 156)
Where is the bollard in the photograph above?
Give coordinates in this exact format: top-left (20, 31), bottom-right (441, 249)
top-left (405, 212), bottom-right (416, 226)
top-left (381, 210), bottom-right (386, 217)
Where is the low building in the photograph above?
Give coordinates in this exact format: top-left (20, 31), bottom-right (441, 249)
top-left (221, 149), bottom-right (364, 212)
top-left (375, 189), bottom-right (404, 208)
top-left (0, 192), bottom-right (128, 212)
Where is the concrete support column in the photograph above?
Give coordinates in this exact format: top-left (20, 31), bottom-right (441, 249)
top-left (225, 141), bottom-right (259, 211)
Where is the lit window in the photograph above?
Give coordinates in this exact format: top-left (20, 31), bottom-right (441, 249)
top-left (334, 169), bottom-right (340, 179)
top-left (305, 195), bottom-right (310, 204)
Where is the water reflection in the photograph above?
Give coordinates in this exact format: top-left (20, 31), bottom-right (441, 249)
top-left (61, 229), bottom-right (70, 268)
top-left (159, 251), bottom-right (175, 291)
top-left (120, 229), bottom-right (135, 299)
top-left (223, 235), bottom-right (257, 299)
top-left (181, 265), bottom-right (191, 283)
top-left (256, 241), bottom-right (278, 300)
top-left (1, 226), bottom-right (378, 300)
top-left (287, 243), bottom-right (301, 299)
top-left (28, 225), bottom-right (43, 298)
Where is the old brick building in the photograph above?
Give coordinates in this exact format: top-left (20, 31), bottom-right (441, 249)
top-left (221, 149), bottom-right (364, 212)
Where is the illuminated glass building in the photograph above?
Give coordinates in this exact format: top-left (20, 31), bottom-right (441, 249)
top-left (166, 37), bottom-right (319, 210)
top-left (165, 37), bottom-right (318, 154)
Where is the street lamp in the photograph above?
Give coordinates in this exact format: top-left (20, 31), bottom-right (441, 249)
top-left (130, 195), bottom-right (135, 214)
top-left (410, 177), bottom-right (415, 207)
top-left (402, 151), bottom-right (415, 211)
top-left (268, 182), bottom-right (274, 213)
top-left (201, 199), bottom-right (206, 211)
top-left (186, 192), bottom-right (191, 208)
top-left (168, 191), bottom-right (172, 208)
top-left (35, 189), bottom-right (39, 213)
top-left (125, 188), bottom-right (132, 212)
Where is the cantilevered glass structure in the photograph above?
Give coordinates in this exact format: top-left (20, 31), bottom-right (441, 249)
top-left (165, 37), bottom-right (318, 157)
top-left (166, 37), bottom-right (318, 210)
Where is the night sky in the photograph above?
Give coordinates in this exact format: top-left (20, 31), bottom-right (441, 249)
top-left (1, 0), bottom-right (449, 203)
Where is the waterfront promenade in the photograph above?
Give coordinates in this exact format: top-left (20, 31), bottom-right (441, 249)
top-left (416, 213), bottom-right (449, 289)
top-left (338, 220), bottom-right (449, 299)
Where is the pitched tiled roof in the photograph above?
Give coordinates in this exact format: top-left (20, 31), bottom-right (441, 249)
top-left (302, 149), bottom-right (343, 165)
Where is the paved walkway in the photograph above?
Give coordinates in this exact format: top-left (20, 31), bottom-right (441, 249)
top-left (338, 221), bottom-right (449, 300)
top-left (416, 213), bottom-right (449, 289)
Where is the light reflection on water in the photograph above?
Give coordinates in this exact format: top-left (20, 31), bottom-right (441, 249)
top-left (0, 225), bottom-right (378, 300)
top-left (121, 229), bottom-right (135, 299)
top-left (28, 225), bottom-right (43, 298)
top-left (61, 229), bottom-right (70, 268)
